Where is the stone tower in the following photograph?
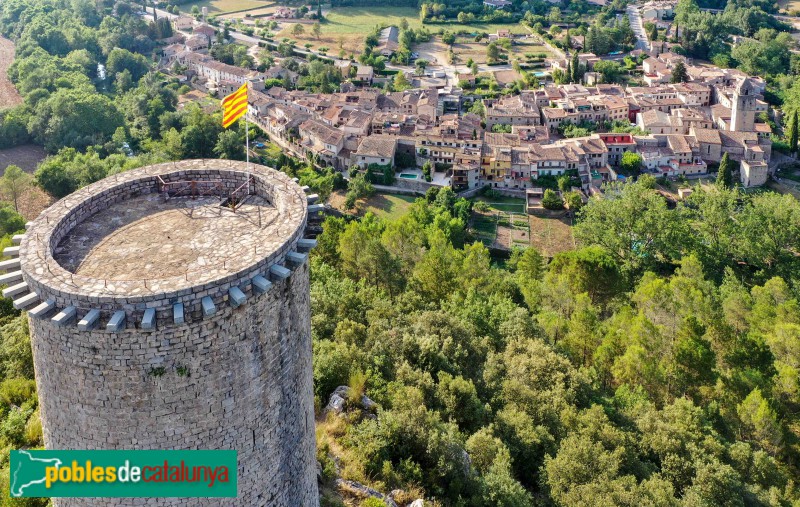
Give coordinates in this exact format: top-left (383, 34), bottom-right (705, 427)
top-left (7, 160), bottom-right (322, 506)
top-left (731, 77), bottom-right (756, 132)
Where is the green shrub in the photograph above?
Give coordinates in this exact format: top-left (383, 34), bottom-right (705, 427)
top-left (542, 189), bottom-right (564, 210)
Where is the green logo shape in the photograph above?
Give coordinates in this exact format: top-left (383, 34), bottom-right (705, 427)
top-left (10, 450), bottom-right (237, 498)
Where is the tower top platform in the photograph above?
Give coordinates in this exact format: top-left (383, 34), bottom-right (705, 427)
top-left (19, 160), bottom-right (308, 310)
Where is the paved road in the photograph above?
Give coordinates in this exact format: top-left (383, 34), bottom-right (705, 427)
top-left (627, 5), bottom-right (649, 52)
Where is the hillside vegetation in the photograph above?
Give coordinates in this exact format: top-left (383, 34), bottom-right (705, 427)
top-left (313, 182), bottom-right (800, 506)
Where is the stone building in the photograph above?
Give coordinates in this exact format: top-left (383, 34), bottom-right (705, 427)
top-left (730, 78), bottom-right (757, 133)
top-left (10, 160), bottom-right (321, 506)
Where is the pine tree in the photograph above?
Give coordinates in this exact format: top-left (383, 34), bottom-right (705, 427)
top-left (788, 110), bottom-right (798, 155)
top-left (716, 152), bottom-right (733, 189)
top-left (671, 61), bottom-right (688, 83)
top-left (571, 51), bottom-right (580, 83)
top-left (648, 24), bottom-right (658, 42)
top-left (585, 27), bottom-right (596, 54)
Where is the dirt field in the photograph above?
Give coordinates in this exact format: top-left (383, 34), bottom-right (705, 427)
top-left (528, 215), bottom-right (575, 257)
top-left (415, 40), bottom-right (451, 66)
top-left (10, 187), bottom-right (53, 221)
top-left (0, 145), bottom-right (46, 174)
top-left (447, 37), bottom-right (491, 65)
top-left (0, 36), bottom-right (22, 109)
top-left (778, 0), bottom-right (800, 12)
top-left (0, 145), bottom-right (50, 219)
top-left (493, 69), bottom-right (523, 86)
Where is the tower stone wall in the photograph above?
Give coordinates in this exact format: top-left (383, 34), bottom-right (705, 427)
top-left (731, 78), bottom-right (756, 132)
top-left (14, 160), bottom-right (320, 506)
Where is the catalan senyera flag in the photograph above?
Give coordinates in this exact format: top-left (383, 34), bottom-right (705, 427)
top-left (221, 84), bottom-right (248, 128)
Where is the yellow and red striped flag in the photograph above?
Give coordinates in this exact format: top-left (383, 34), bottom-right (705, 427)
top-left (221, 84), bottom-right (248, 128)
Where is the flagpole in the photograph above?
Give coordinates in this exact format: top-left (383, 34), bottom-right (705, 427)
top-left (245, 82), bottom-right (251, 196)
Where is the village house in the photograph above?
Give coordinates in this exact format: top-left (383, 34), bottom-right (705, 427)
top-left (485, 94), bottom-right (542, 129)
top-left (451, 164), bottom-right (481, 190)
top-left (640, 0), bottom-right (676, 20)
top-left (483, 0), bottom-right (512, 8)
top-left (272, 6), bottom-right (298, 19)
top-left (353, 135), bottom-right (398, 168)
top-left (194, 24), bottom-right (216, 41)
top-left (377, 26), bottom-right (400, 57)
top-left (185, 35), bottom-right (210, 52)
top-left (176, 52), bottom-right (265, 91)
top-left (173, 15), bottom-right (194, 31)
top-left (234, 60), bottom-right (775, 189)
top-left (598, 133), bottom-right (637, 166)
top-left (299, 119), bottom-right (345, 168)
top-left (378, 89), bottom-right (438, 120)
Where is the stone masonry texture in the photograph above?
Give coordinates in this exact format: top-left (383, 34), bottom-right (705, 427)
top-left (19, 160), bottom-right (320, 507)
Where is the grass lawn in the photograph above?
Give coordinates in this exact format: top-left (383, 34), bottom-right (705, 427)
top-left (361, 193), bottom-right (417, 220)
top-left (472, 195), bottom-right (526, 213)
top-left (225, 5), bottom-right (279, 18)
top-left (180, 0), bottom-right (268, 14)
top-left (472, 215), bottom-right (497, 234)
top-left (323, 7), bottom-right (421, 34)
top-left (321, 7), bottom-right (528, 36)
top-left (326, 190), bottom-right (417, 219)
top-left (278, 7), bottom-right (420, 55)
top-left (279, 7), bottom-right (529, 56)
top-left (511, 39), bottom-right (553, 59)
top-left (471, 213), bottom-right (498, 246)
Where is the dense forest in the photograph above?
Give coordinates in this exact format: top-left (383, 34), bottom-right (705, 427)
top-left (312, 180), bottom-right (800, 506)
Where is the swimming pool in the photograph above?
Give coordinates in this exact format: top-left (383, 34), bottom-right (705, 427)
top-left (399, 173), bottom-right (418, 179)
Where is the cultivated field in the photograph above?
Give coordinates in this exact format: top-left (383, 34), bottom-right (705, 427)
top-left (0, 36), bottom-right (22, 109)
top-left (470, 197), bottom-right (530, 250)
top-left (180, 0), bottom-right (268, 15)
